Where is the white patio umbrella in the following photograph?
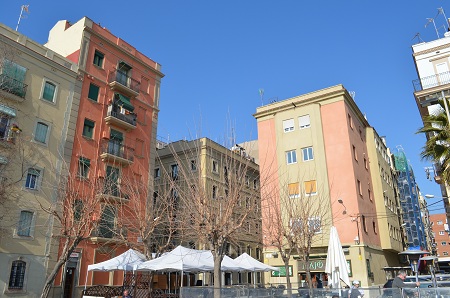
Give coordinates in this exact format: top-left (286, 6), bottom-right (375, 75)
top-left (325, 226), bottom-right (350, 289)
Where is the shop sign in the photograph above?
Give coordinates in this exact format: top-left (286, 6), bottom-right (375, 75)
top-left (298, 259), bottom-right (326, 271)
top-left (271, 265), bottom-right (293, 277)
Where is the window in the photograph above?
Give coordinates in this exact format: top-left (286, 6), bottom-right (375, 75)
top-left (88, 83), bottom-right (99, 101)
top-left (352, 145), bottom-right (358, 161)
top-left (171, 164), bottom-right (178, 179)
top-left (308, 217), bottom-right (322, 234)
top-left (364, 158), bottom-right (368, 169)
top-left (283, 119), bottom-right (295, 132)
top-left (440, 231), bottom-right (445, 235)
top-left (190, 159), bottom-right (197, 171)
top-left (93, 50), bottom-right (104, 67)
top-left (1, 60), bottom-right (27, 98)
top-left (34, 121), bottom-right (49, 144)
top-left (253, 179), bottom-right (258, 190)
top-left (17, 211), bottom-right (33, 236)
top-left (286, 150), bottom-right (297, 164)
top-left (299, 115), bottom-right (310, 129)
top-left (153, 191), bottom-right (158, 205)
top-left (212, 160), bottom-right (218, 173)
top-left (288, 182), bottom-right (299, 198)
top-left (304, 180), bottom-right (317, 195)
top-left (302, 147), bottom-right (314, 161)
top-left (138, 106), bottom-right (147, 125)
top-left (82, 119), bottom-right (94, 139)
top-left (42, 80), bottom-right (57, 102)
top-left (368, 189), bottom-right (372, 201)
top-left (212, 185), bottom-right (217, 199)
top-left (442, 241), bottom-right (447, 246)
top-left (154, 168), bottom-right (160, 179)
top-left (105, 166), bottom-right (120, 197)
top-left (117, 62), bottom-right (132, 86)
top-left (74, 199), bottom-right (84, 221)
top-left (348, 114), bottom-right (353, 129)
top-left (245, 175), bottom-right (250, 187)
top-left (444, 252), bottom-right (449, 256)
top-left (8, 260), bottom-right (26, 290)
top-left (372, 221), bottom-right (377, 234)
top-left (438, 220), bottom-right (443, 225)
top-left (77, 157), bottom-right (90, 178)
top-left (362, 215), bottom-right (367, 233)
top-left (25, 168), bottom-right (40, 190)
top-left (357, 180), bottom-right (362, 196)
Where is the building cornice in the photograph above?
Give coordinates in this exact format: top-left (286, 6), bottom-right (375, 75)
top-left (413, 42), bottom-right (450, 57)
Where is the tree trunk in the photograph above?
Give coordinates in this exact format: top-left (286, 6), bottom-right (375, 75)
top-left (283, 256), bottom-right (292, 298)
top-left (40, 237), bottom-right (81, 298)
top-left (213, 253), bottom-right (223, 298)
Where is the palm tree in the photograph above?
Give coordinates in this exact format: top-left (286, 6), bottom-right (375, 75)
top-left (417, 99), bottom-right (450, 183)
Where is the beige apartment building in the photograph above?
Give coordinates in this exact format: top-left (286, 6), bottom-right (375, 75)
top-left (155, 137), bottom-right (263, 285)
top-left (254, 85), bottom-right (404, 287)
top-left (0, 24), bottom-right (81, 297)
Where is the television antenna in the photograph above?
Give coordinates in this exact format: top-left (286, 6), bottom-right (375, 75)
top-left (15, 5), bottom-right (29, 31)
top-left (437, 7), bottom-right (449, 31)
top-left (411, 33), bottom-right (424, 44)
top-left (425, 18), bottom-right (440, 39)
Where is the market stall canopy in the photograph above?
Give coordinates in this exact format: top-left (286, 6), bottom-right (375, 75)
top-left (135, 245), bottom-right (214, 272)
top-left (87, 249), bottom-right (146, 272)
top-left (325, 226), bottom-right (350, 288)
top-left (233, 253), bottom-right (279, 272)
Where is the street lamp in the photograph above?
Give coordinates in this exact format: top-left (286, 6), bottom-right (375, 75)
top-left (337, 199), bottom-right (347, 215)
top-left (399, 250), bottom-right (428, 283)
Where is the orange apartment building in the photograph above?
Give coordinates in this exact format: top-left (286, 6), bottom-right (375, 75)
top-left (44, 17), bottom-right (163, 297)
top-left (254, 85), bottom-right (403, 287)
top-left (430, 214), bottom-right (450, 257)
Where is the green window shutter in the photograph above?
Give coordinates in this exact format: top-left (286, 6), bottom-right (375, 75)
top-left (82, 119), bottom-right (95, 138)
top-left (88, 84), bottom-right (99, 101)
top-left (42, 81), bottom-right (56, 101)
top-left (79, 157), bottom-right (91, 166)
top-left (115, 93), bottom-right (134, 111)
top-left (110, 129), bottom-right (123, 141)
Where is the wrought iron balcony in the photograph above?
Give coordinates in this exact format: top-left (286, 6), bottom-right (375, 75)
top-left (100, 139), bottom-right (134, 166)
top-left (90, 226), bottom-right (127, 243)
top-left (105, 104), bottom-right (137, 130)
top-left (0, 74), bottom-right (27, 100)
top-left (108, 69), bottom-right (140, 97)
top-left (413, 71), bottom-right (450, 92)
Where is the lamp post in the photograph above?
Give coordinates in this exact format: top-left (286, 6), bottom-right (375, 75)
top-left (399, 250), bottom-right (428, 283)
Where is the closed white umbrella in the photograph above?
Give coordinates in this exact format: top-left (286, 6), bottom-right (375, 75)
top-left (325, 226), bottom-right (350, 289)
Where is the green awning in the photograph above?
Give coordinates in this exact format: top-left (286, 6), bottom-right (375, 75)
top-left (0, 104), bottom-right (16, 117)
top-left (115, 93), bottom-right (134, 112)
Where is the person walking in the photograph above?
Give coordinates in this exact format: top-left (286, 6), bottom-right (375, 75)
top-left (348, 280), bottom-right (364, 298)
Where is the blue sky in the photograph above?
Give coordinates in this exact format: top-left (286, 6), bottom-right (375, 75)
top-left (1, 1), bottom-right (448, 212)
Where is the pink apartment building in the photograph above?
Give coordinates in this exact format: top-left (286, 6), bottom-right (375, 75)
top-left (45, 17), bottom-right (163, 297)
top-left (254, 85), bottom-right (403, 287)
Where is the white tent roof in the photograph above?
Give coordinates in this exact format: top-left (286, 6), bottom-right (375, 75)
top-left (135, 246), bottom-right (215, 272)
top-left (87, 249), bottom-right (146, 272)
top-left (325, 226), bottom-right (350, 288)
top-left (233, 253), bottom-right (279, 272)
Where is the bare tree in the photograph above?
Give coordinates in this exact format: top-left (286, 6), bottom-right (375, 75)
top-left (261, 173), bottom-right (332, 297)
top-left (39, 174), bottom-right (103, 298)
top-left (156, 138), bottom-right (263, 294)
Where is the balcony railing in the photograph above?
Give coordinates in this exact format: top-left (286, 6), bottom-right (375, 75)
top-left (0, 74), bottom-right (27, 99)
top-left (90, 226), bottom-right (127, 242)
top-left (413, 71), bottom-right (450, 92)
top-left (108, 69), bottom-right (140, 94)
top-left (106, 104), bottom-right (137, 128)
top-left (100, 139), bottom-right (134, 166)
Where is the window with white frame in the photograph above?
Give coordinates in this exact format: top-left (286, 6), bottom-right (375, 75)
top-left (298, 115), bottom-right (310, 129)
top-left (288, 182), bottom-right (299, 198)
top-left (25, 168), bottom-right (41, 190)
top-left (8, 260), bottom-right (26, 291)
top-left (442, 241), bottom-right (447, 246)
top-left (41, 80), bottom-right (57, 102)
top-left (17, 210), bottom-right (34, 237)
top-left (304, 180), bottom-right (317, 195)
top-left (286, 150), bottom-right (297, 164)
top-left (302, 147), bottom-right (314, 161)
top-left (282, 119), bottom-right (295, 132)
top-left (438, 220), bottom-right (443, 225)
top-left (444, 251), bottom-right (449, 256)
top-left (440, 231), bottom-right (445, 235)
top-left (34, 121), bottom-right (50, 144)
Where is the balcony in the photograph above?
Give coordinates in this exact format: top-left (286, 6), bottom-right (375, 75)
top-left (100, 139), bottom-right (134, 166)
top-left (413, 71), bottom-right (450, 92)
top-left (96, 187), bottom-right (129, 203)
top-left (105, 104), bottom-right (137, 131)
top-left (0, 74), bottom-right (27, 101)
top-left (108, 69), bottom-right (140, 97)
top-left (90, 226), bottom-right (126, 244)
